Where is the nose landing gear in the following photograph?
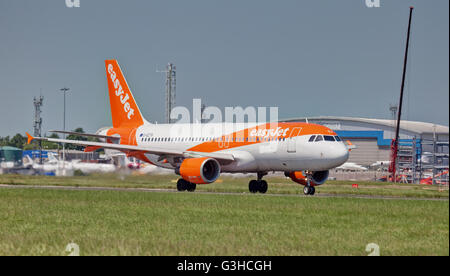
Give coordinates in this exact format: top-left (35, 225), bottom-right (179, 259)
top-left (303, 186), bottom-right (315, 195)
top-left (303, 172), bottom-right (316, 195)
top-left (248, 172), bottom-right (268, 194)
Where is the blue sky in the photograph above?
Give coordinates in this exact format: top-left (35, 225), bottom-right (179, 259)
top-left (0, 0), bottom-right (448, 136)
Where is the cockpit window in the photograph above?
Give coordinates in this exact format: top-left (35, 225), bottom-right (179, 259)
top-left (309, 135), bottom-right (316, 142)
top-left (314, 135), bottom-right (323, 142)
top-left (324, 135), bottom-right (335, 141)
top-left (335, 136), bottom-right (342, 142)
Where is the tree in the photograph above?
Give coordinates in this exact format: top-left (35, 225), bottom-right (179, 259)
top-left (66, 128), bottom-right (87, 151)
top-left (9, 134), bottom-right (26, 149)
top-left (0, 136), bottom-right (10, 147)
top-left (23, 143), bottom-right (35, 150)
top-left (41, 133), bottom-right (60, 150)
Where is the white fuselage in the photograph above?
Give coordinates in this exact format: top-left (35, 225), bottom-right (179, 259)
top-left (126, 122), bottom-right (349, 173)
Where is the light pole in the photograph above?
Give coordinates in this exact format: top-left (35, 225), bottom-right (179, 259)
top-left (60, 87), bottom-right (70, 175)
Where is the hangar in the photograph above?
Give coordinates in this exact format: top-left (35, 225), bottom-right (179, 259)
top-left (282, 116), bottom-right (449, 183)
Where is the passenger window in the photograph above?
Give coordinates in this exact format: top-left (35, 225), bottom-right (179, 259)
top-left (324, 135), bottom-right (335, 141)
top-left (309, 135), bottom-right (316, 142)
top-left (315, 135), bottom-right (323, 142)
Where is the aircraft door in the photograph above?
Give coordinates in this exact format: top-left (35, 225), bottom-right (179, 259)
top-left (287, 127), bottom-right (302, 153)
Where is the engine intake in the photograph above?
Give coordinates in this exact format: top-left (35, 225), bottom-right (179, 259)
top-left (178, 157), bottom-right (221, 184)
top-left (286, 170), bottom-right (329, 186)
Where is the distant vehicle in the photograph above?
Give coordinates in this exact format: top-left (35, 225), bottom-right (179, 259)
top-left (420, 170), bottom-right (449, 185)
top-left (418, 152), bottom-right (432, 164)
top-left (0, 161), bottom-right (15, 169)
top-left (26, 60), bottom-right (350, 195)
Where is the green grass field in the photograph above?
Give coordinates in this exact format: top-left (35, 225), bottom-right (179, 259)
top-left (0, 173), bottom-right (448, 199)
top-left (0, 174), bottom-right (448, 255)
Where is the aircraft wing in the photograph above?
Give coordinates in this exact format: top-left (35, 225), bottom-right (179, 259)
top-left (26, 133), bottom-right (235, 162)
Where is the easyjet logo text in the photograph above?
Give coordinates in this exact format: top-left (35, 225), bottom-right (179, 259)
top-left (108, 64), bottom-right (135, 120)
top-left (250, 127), bottom-right (289, 138)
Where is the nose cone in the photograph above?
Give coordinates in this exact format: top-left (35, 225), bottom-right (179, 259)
top-left (328, 144), bottom-right (349, 168)
top-left (339, 145), bottom-right (350, 164)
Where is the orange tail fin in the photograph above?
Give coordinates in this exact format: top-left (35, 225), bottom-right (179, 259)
top-left (105, 60), bottom-right (145, 128)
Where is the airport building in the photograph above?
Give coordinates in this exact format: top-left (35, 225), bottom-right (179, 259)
top-left (282, 116), bottom-right (449, 183)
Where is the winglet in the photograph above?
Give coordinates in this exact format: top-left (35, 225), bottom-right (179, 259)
top-left (26, 132), bottom-right (34, 144)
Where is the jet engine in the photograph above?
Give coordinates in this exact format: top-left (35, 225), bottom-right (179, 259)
top-left (285, 170), bottom-right (329, 186)
top-left (177, 157), bottom-right (221, 184)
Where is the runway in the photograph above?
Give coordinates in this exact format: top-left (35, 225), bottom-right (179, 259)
top-left (0, 184), bottom-right (447, 201)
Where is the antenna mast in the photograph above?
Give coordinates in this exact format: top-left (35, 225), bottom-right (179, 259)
top-left (33, 95), bottom-right (44, 163)
top-left (389, 7), bottom-right (414, 182)
top-left (158, 63), bottom-right (176, 124)
top-left (33, 95), bottom-right (44, 138)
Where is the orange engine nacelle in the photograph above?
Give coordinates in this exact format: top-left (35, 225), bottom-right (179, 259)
top-left (286, 170), bottom-right (329, 186)
top-left (178, 157), bottom-right (221, 184)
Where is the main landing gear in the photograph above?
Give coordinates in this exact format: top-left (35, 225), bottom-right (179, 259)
top-left (248, 172), bottom-right (268, 194)
top-left (177, 178), bottom-right (196, 192)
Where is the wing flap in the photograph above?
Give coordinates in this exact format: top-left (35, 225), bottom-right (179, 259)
top-left (183, 151), bottom-right (235, 161)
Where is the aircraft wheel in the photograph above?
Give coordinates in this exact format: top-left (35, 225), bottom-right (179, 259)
top-left (187, 182), bottom-right (197, 192)
top-left (309, 186), bottom-right (315, 195)
top-left (303, 186), bottom-right (310, 195)
top-left (249, 180), bottom-right (258, 193)
top-left (177, 178), bottom-right (187, 191)
top-left (258, 180), bottom-right (268, 194)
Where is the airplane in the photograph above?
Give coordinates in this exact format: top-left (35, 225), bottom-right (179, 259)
top-left (26, 60), bottom-right (349, 195)
top-left (370, 160), bottom-right (390, 167)
top-left (336, 162), bottom-right (368, 171)
top-left (23, 153), bottom-right (74, 175)
top-left (24, 152), bottom-right (116, 175)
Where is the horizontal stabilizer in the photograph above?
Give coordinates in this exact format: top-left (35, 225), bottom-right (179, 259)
top-left (49, 130), bottom-right (120, 142)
